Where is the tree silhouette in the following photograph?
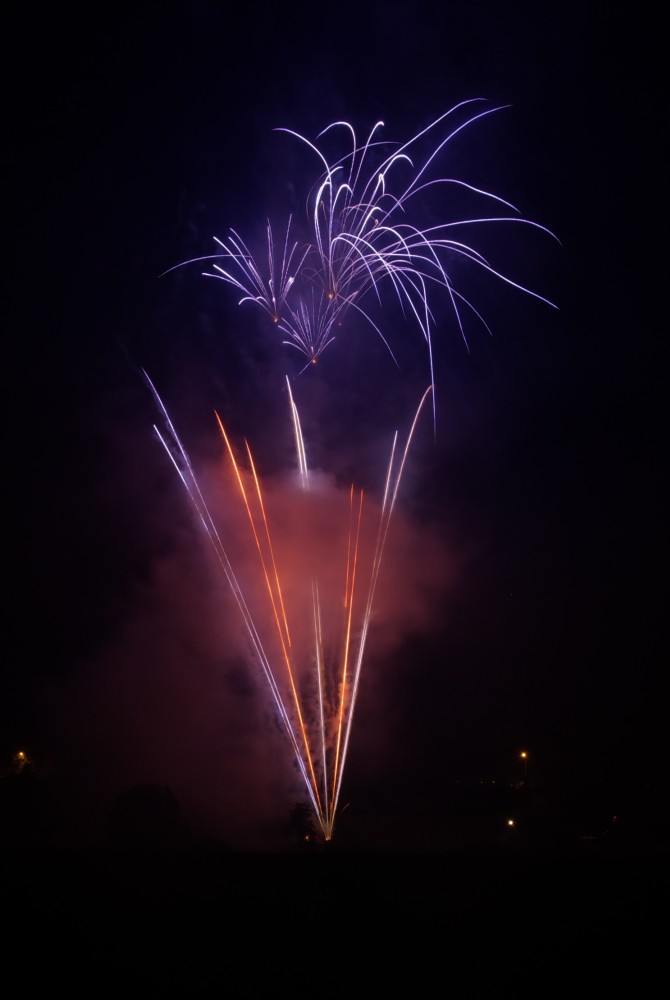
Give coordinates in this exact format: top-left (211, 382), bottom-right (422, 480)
top-left (285, 801), bottom-right (318, 848)
top-left (107, 783), bottom-right (184, 851)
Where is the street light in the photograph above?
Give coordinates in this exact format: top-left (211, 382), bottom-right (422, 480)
top-left (520, 751), bottom-right (528, 784)
top-left (13, 750), bottom-right (29, 773)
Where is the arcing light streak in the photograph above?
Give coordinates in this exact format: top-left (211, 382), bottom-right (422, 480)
top-left (146, 367), bottom-right (433, 841)
top-left (164, 101), bottom-right (559, 397)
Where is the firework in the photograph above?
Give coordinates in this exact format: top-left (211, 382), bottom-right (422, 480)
top-left (153, 105), bottom-right (556, 841)
top-left (147, 369), bottom-right (432, 841)
top-left (164, 100), bottom-right (558, 398)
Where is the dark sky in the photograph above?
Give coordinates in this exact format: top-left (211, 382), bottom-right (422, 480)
top-left (5, 3), bottom-right (662, 849)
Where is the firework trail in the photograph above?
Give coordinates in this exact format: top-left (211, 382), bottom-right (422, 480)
top-left (153, 104), bottom-right (556, 840)
top-left (146, 367), bottom-right (432, 841)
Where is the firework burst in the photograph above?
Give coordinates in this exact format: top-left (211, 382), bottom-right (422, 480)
top-left (165, 100), bottom-right (558, 394)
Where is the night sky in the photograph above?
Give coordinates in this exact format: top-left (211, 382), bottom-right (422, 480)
top-left (5, 2), bottom-right (663, 851)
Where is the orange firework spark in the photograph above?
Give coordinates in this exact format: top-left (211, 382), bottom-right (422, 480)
top-left (147, 369), bottom-right (432, 841)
